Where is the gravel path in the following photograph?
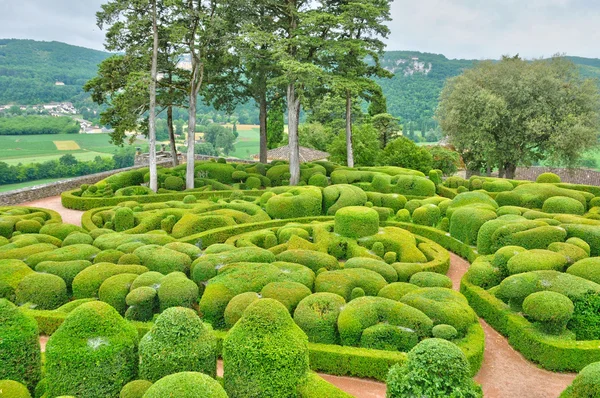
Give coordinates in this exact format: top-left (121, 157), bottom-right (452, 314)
top-left (29, 199), bottom-right (577, 398)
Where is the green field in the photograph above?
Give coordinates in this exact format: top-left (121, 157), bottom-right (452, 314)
top-left (0, 178), bottom-right (69, 193)
top-left (0, 133), bottom-right (143, 165)
top-left (229, 128), bottom-right (260, 159)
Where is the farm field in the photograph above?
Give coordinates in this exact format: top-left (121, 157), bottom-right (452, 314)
top-left (0, 177), bottom-right (66, 193)
top-left (229, 126), bottom-right (260, 159)
top-left (0, 133), bottom-right (143, 165)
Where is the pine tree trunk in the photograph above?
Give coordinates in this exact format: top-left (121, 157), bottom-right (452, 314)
top-left (259, 91), bottom-right (268, 163)
top-left (186, 89), bottom-right (196, 189)
top-left (167, 106), bottom-right (178, 166)
top-left (287, 83), bottom-right (301, 185)
top-left (346, 91), bottom-right (354, 168)
top-left (148, 0), bottom-right (159, 192)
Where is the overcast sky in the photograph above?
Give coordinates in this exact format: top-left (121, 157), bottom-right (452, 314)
top-left (0, 0), bottom-right (599, 60)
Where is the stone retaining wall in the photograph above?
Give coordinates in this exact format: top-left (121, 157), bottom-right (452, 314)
top-left (468, 166), bottom-right (600, 186)
top-left (0, 161), bottom-right (172, 206)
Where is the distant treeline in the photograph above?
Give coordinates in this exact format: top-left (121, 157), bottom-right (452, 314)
top-left (0, 116), bottom-right (80, 135)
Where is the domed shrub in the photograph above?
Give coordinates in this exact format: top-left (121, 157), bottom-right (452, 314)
top-left (337, 296), bottom-right (433, 347)
top-left (409, 272), bottom-right (453, 289)
top-left (125, 286), bottom-right (157, 321)
top-left (183, 194), bottom-right (197, 204)
top-left (276, 249), bottom-right (340, 272)
top-left (506, 249), bottom-right (568, 275)
top-left (157, 272), bottom-right (199, 311)
top-left (386, 339), bottom-right (482, 398)
top-left (432, 324), bottom-right (458, 340)
top-left (260, 281), bottom-right (311, 313)
top-left (118, 253), bottom-right (141, 265)
top-left (395, 209), bottom-right (411, 222)
top-left (160, 215), bottom-right (177, 234)
top-left (45, 301), bottom-right (138, 398)
top-left (139, 307), bottom-right (217, 382)
top-left (164, 176), bottom-right (185, 191)
top-left (130, 271), bottom-right (164, 290)
top-left (16, 273), bottom-right (68, 310)
top-left (412, 204), bottom-right (441, 227)
top-left (98, 273), bottom-right (137, 315)
top-left (120, 380), bottom-right (153, 398)
top-left (543, 196), bottom-right (585, 215)
top-left (39, 223), bottom-right (86, 241)
top-left (465, 257), bottom-right (502, 289)
top-left (560, 361), bottom-right (600, 398)
top-left (0, 259), bottom-right (34, 301)
top-left (25, 244), bottom-right (101, 268)
top-left (223, 299), bottom-right (309, 398)
top-left (62, 232), bottom-right (93, 246)
top-left (0, 380), bottom-right (31, 397)
top-left (114, 207), bottom-right (135, 232)
top-left (72, 263), bottom-right (148, 299)
top-left (537, 172), bottom-right (561, 183)
top-left (523, 291), bottom-right (574, 334)
top-left (34, 260), bottom-right (91, 292)
top-left (265, 186), bottom-right (323, 219)
top-left (0, 299), bottom-right (41, 390)
top-left (404, 199), bottom-right (422, 215)
top-left (143, 372), bottom-right (227, 398)
top-left (450, 207), bottom-right (497, 246)
top-left (482, 179), bottom-right (514, 193)
top-left (308, 173), bottom-right (328, 187)
top-left (133, 245), bottom-right (192, 274)
top-left (334, 206), bottom-right (379, 238)
top-left (232, 170), bottom-right (248, 181)
top-left (567, 257), bottom-right (600, 285)
top-left (345, 257), bottom-right (398, 283)
top-left (224, 292), bottom-right (261, 328)
top-left (94, 249), bottom-right (125, 264)
top-left (315, 268), bottom-right (387, 301)
top-left (15, 220), bottom-right (42, 234)
top-left (548, 242), bottom-right (588, 265)
top-left (360, 323), bottom-right (419, 352)
top-left (378, 282), bottom-right (419, 301)
top-left (491, 245), bottom-right (527, 276)
top-left (293, 292), bottom-right (345, 344)
top-left (244, 176), bottom-right (261, 190)
top-left (164, 242), bottom-right (202, 259)
top-left (566, 237), bottom-right (591, 256)
top-left (351, 287), bottom-right (365, 300)
top-left (171, 213), bottom-right (236, 239)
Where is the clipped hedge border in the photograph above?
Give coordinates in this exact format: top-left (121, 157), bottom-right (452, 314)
top-left (0, 206), bottom-right (63, 224)
top-left (61, 189), bottom-right (264, 211)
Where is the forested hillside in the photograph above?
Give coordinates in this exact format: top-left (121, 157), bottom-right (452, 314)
top-left (0, 39), bottom-right (111, 105)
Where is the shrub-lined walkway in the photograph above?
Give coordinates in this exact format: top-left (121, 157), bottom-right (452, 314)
top-left (27, 196), bottom-right (576, 398)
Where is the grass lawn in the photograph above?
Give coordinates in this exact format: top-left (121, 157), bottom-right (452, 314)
top-left (229, 128), bottom-right (260, 159)
top-left (0, 177), bottom-right (68, 193)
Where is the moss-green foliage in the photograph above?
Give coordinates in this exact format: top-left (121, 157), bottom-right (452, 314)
top-left (93, 232), bottom-right (176, 250)
top-left (563, 223), bottom-right (600, 257)
top-left (315, 268), bottom-right (387, 301)
top-left (157, 272), bottom-right (199, 311)
top-left (114, 207), bottom-right (135, 232)
top-left (566, 237), bottom-right (591, 256)
top-left (25, 244), bottom-right (100, 268)
top-left (94, 249), bottom-right (125, 264)
top-left (543, 196), bottom-right (585, 215)
top-left (509, 225), bottom-right (568, 250)
top-left (537, 172), bottom-right (561, 183)
top-left (482, 179), bottom-right (514, 193)
top-left (345, 257), bottom-right (398, 283)
top-left (261, 281), bottom-right (312, 313)
top-left (0, 259), bottom-right (33, 301)
top-left (297, 372), bottom-right (354, 398)
top-left (360, 323), bottom-right (419, 352)
top-left (15, 219), bottom-right (42, 234)
top-left (276, 249), bottom-right (340, 272)
top-left (548, 242), bottom-right (588, 265)
top-left (506, 249), bottom-right (568, 275)
top-left (98, 273), bottom-right (137, 315)
top-left (401, 288), bottom-right (477, 334)
top-left (446, 192), bottom-right (498, 219)
top-left (224, 292), bottom-right (261, 328)
top-left (334, 206), bottom-right (379, 238)
top-left (323, 185), bottom-right (368, 215)
top-left (163, 176), bottom-right (185, 191)
top-left (118, 253), bottom-right (141, 265)
top-left (163, 242), bottom-right (202, 259)
top-left (120, 380), bottom-right (153, 398)
top-left (38, 223), bottom-right (84, 241)
top-left (497, 183), bottom-right (589, 210)
top-left (377, 282), bottom-right (419, 301)
top-left (0, 243), bottom-right (56, 262)
top-left (466, 257), bottom-right (503, 289)
top-left (191, 247), bottom-right (276, 283)
top-left (72, 263), bottom-right (148, 299)
top-left (432, 324), bottom-right (458, 340)
top-left (560, 361), bottom-right (600, 398)
top-left (476, 216), bottom-right (526, 255)
top-left (523, 291), bottom-right (574, 334)
top-left (139, 307), bottom-right (217, 382)
top-left (265, 187), bottom-right (323, 219)
top-left (308, 173), bottom-right (328, 187)
top-left (125, 286), bottom-right (157, 322)
top-left (409, 272), bottom-right (452, 289)
top-left (569, 291), bottom-right (600, 341)
top-left (450, 207), bottom-right (497, 246)
top-left (16, 272), bottom-right (68, 310)
top-left (412, 204), bottom-right (441, 227)
top-left (171, 213), bottom-right (237, 239)
top-left (62, 232), bottom-right (93, 246)
top-left (0, 380), bottom-right (32, 397)
top-left (143, 372), bottom-right (227, 398)
top-left (293, 293), bottom-right (346, 344)
top-left (133, 245), bottom-right (191, 274)
top-left (0, 299), bottom-right (41, 390)
top-left (45, 301), bottom-right (138, 398)
top-left (223, 299), bottom-right (310, 398)
top-left (196, 162), bottom-right (236, 184)
top-left (337, 296), bottom-right (433, 347)
top-left (567, 258), bottom-right (600, 285)
top-left (386, 339), bottom-right (482, 398)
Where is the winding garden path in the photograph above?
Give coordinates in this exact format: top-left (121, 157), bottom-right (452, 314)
top-left (26, 196), bottom-right (577, 398)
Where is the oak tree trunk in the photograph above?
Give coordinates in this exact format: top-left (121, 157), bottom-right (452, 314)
top-left (287, 83), bottom-right (301, 185)
top-left (148, 0), bottom-right (159, 192)
top-left (186, 88), bottom-right (197, 189)
top-left (259, 91), bottom-right (268, 163)
top-left (346, 91), bottom-right (354, 168)
top-left (167, 106), bottom-right (178, 166)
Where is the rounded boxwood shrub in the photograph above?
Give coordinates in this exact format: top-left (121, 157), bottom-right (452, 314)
top-left (0, 380), bottom-right (31, 397)
top-left (409, 272), bottom-right (453, 289)
top-left (45, 301), bottom-right (138, 398)
top-left (62, 232), bottom-right (93, 246)
top-left (432, 324), bottom-right (458, 340)
top-left (412, 204), bottom-right (441, 227)
top-left (114, 207), bottom-right (135, 232)
top-left (120, 380), bottom-right (153, 398)
top-left (16, 272), bottom-right (68, 310)
top-left (15, 220), bottom-right (42, 234)
top-left (506, 249), bottom-right (568, 275)
top-left (224, 292), bottom-right (261, 329)
top-left (223, 299), bottom-right (309, 398)
top-left (523, 291), bottom-right (574, 335)
top-left (560, 361), bottom-right (600, 398)
top-left (345, 257), bottom-right (398, 283)
top-left (334, 206), bottom-right (379, 238)
top-left (98, 273), bottom-right (137, 315)
top-left (450, 207), bottom-right (497, 246)
top-left (163, 176), bottom-right (185, 191)
top-left (542, 196), bottom-right (585, 215)
top-left (360, 323), bottom-right (418, 352)
top-left (139, 307), bottom-right (217, 382)
top-left (245, 176), bottom-right (262, 190)
top-left (183, 194), bottom-right (197, 204)
top-left (125, 286), bottom-right (157, 322)
top-left (260, 281), bottom-right (311, 313)
top-left (293, 292), bottom-right (345, 344)
top-left (537, 172), bottom-right (561, 183)
top-left (567, 257), bottom-right (600, 285)
top-left (134, 245), bottom-right (192, 275)
top-left (386, 338), bottom-right (482, 398)
top-left (378, 282), bottom-right (419, 301)
top-left (308, 173), bottom-right (328, 187)
top-left (0, 299), bottom-right (41, 390)
top-left (143, 372), bottom-right (227, 398)
top-left (118, 253), bottom-right (141, 265)
top-left (315, 268), bottom-right (387, 301)
top-left (94, 249), bottom-right (125, 264)
top-left (275, 249), bottom-right (340, 272)
top-left (157, 272), bottom-right (199, 311)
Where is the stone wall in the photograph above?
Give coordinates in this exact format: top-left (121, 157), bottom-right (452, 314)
top-left (0, 161), bottom-right (172, 206)
top-left (468, 166), bottom-right (600, 185)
